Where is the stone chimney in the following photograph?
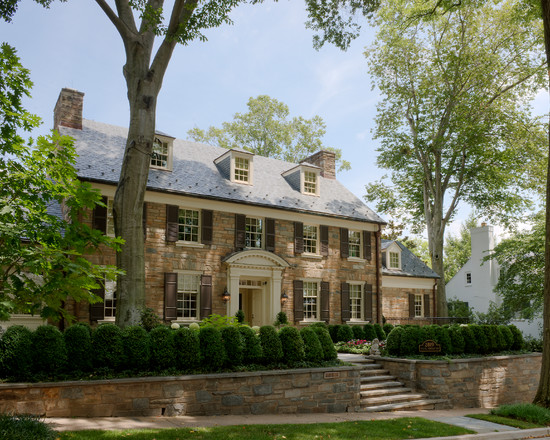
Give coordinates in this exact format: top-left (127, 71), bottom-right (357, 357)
top-left (54, 88), bottom-right (84, 130)
top-left (301, 150), bottom-right (336, 179)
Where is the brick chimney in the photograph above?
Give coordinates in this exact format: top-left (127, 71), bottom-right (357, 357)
top-left (301, 150), bottom-right (336, 179)
top-left (54, 88), bottom-right (84, 130)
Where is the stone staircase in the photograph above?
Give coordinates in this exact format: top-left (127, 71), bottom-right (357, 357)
top-left (339, 354), bottom-right (448, 412)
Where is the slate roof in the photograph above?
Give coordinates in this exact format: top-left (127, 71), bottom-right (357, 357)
top-left (381, 239), bottom-right (439, 279)
top-left (61, 119), bottom-right (385, 224)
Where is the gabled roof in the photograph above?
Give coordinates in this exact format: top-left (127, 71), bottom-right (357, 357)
top-left (61, 119), bottom-right (385, 224)
top-left (381, 239), bottom-right (439, 279)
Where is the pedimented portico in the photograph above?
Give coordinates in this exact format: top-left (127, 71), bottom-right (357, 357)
top-left (223, 250), bottom-right (290, 326)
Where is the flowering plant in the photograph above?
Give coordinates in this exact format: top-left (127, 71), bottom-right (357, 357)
top-left (335, 339), bottom-right (386, 354)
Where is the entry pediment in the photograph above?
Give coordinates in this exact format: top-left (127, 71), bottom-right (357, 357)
top-left (223, 250), bottom-right (290, 268)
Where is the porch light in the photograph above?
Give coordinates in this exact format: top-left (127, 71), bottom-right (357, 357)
top-left (281, 290), bottom-right (288, 305)
top-left (222, 287), bottom-right (230, 303)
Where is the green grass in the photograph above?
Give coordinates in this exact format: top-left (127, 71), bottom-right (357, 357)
top-left (490, 403), bottom-right (550, 425)
top-left (467, 413), bottom-right (544, 429)
top-left (58, 418), bottom-right (473, 440)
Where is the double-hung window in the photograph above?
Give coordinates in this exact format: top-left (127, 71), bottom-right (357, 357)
top-left (348, 230), bottom-right (361, 258)
top-left (178, 209), bottom-right (200, 243)
top-left (245, 217), bottom-right (263, 248)
top-left (304, 171), bottom-right (317, 194)
top-left (349, 284), bottom-right (363, 320)
top-left (177, 273), bottom-right (200, 319)
top-left (151, 137), bottom-right (171, 169)
top-left (104, 278), bottom-right (117, 319)
top-left (389, 251), bottom-right (400, 269)
top-left (303, 225), bottom-right (318, 254)
top-left (414, 294), bottom-right (423, 318)
top-left (234, 157), bottom-right (250, 183)
top-left (106, 198), bottom-right (115, 236)
top-left (303, 281), bottom-right (319, 320)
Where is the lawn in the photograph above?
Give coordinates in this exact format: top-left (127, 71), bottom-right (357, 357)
top-left (58, 418), bottom-right (473, 440)
top-left (466, 413), bottom-right (543, 429)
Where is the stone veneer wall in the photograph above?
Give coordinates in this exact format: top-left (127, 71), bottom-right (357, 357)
top-left (381, 286), bottom-right (434, 326)
top-left (376, 353), bottom-right (541, 408)
top-left (0, 366), bottom-right (361, 417)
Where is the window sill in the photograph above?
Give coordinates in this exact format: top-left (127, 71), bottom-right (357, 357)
top-left (348, 320), bottom-right (370, 325)
top-left (176, 241), bottom-right (205, 248)
top-left (347, 257), bottom-right (365, 263)
top-left (171, 319), bottom-right (200, 325)
top-left (301, 253), bottom-right (323, 260)
top-left (97, 318), bottom-right (115, 324)
top-left (150, 165), bottom-right (173, 172)
top-left (298, 320), bottom-right (324, 325)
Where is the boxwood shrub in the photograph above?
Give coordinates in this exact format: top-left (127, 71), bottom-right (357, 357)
top-left (279, 326), bottom-right (305, 364)
top-left (374, 323), bottom-right (386, 341)
top-left (121, 325), bottom-right (150, 371)
top-left (239, 326), bottom-right (262, 364)
top-left (92, 323), bottom-right (124, 371)
top-left (0, 325), bottom-right (33, 380)
top-left (173, 327), bottom-right (201, 370)
top-left (312, 326), bottom-right (337, 361)
top-left (448, 325), bottom-right (465, 355)
top-left (399, 325), bottom-right (421, 356)
top-left (351, 325), bottom-right (366, 340)
top-left (383, 323), bottom-right (394, 336)
top-left (32, 325), bottom-right (67, 377)
top-left (259, 325), bottom-right (283, 364)
top-left (300, 326), bottom-right (323, 362)
top-left (460, 325), bottom-right (478, 354)
top-left (386, 326), bottom-right (403, 355)
top-left (149, 325), bottom-right (176, 371)
top-left (336, 324), bottom-right (353, 342)
top-left (64, 323), bottom-right (93, 373)
top-left (499, 325), bottom-right (514, 351)
top-left (433, 325), bottom-right (452, 355)
top-left (363, 323), bottom-right (377, 341)
top-left (327, 324), bottom-right (339, 343)
top-left (221, 325), bottom-right (244, 367)
top-left (199, 326), bottom-right (225, 371)
top-left (509, 324), bottom-right (524, 350)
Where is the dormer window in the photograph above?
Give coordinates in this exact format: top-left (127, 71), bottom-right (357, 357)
top-left (282, 164), bottom-right (321, 196)
top-left (384, 241), bottom-right (402, 270)
top-left (234, 156), bottom-right (250, 183)
top-left (389, 251), bottom-right (400, 269)
top-left (151, 135), bottom-right (173, 170)
top-left (214, 149), bottom-right (254, 185)
top-left (304, 171), bottom-right (317, 194)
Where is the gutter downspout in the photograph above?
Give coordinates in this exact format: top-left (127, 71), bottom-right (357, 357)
top-left (376, 225), bottom-right (382, 324)
top-left (433, 279), bottom-right (437, 324)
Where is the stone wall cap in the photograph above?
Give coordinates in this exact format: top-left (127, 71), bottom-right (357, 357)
top-left (373, 352), bottom-right (541, 365)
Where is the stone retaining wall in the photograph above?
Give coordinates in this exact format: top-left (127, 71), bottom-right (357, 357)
top-left (0, 366), bottom-right (361, 417)
top-left (376, 353), bottom-right (541, 408)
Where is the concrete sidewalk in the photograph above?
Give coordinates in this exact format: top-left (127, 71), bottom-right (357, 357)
top-left (46, 407), bottom-right (550, 440)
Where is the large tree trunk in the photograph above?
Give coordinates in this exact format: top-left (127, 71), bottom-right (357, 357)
top-left (534, 0), bottom-right (550, 408)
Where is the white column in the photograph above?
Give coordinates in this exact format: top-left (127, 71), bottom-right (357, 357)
top-left (272, 270), bottom-right (283, 319)
top-left (228, 268), bottom-right (240, 317)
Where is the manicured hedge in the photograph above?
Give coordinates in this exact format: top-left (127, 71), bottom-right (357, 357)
top-left (300, 327), bottom-right (323, 362)
top-left (279, 326), bottom-right (305, 364)
top-left (64, 323), bottom-right (93, 372)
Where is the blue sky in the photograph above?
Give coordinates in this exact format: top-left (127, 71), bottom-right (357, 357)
top-left (1, 1), bottom-right (547, 238)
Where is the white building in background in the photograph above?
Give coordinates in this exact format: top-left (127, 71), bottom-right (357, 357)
top-left (446, 223), bottom-right (541, 338)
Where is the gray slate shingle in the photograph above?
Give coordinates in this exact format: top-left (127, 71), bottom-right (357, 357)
top-left (381, 239), bottom-right (439, 279)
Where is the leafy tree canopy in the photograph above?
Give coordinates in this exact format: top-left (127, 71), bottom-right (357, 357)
top-left (444, 214), bottom-right (478, 283)
top-left (187, 95), bottom-right (350, 171)
top-left (0, 43), bottom-right (122, 322)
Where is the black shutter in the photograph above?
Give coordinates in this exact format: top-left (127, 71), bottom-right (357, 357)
top-left (320, 281), bottom-right (330, 322)
top-left (200, 275), bottom-right (212, 319)
top-left (164, 273), bottom-right (178, 320)
top-left (92, 196), bottom-right (108, 233)
top-left (294, 280), bottom-right (304, 322)
top-left (143, 202), bottom-right (147, 241)
top-left (363, 231), bottom-right (372, 260)
top-left (424, 294), bottom-right (431, 317)
top-left (294, 222), bottom-right (303, 254)
top-left (89, 283), bottom-right (105, 321)
top-left (341, 282), bottom-right (350, 322)
top-left (340, 228), bottom-right (349, 258)
top-left (235, 214), bottom-right (246, 250)
top-left (364, 283), bottom-right (373, 321)
top-left (409, 293), bottom-right (415, 318)
top-left (201, 209), bottom-right (213, 245)
top-left (266, 218), bottom-right (275, 252)
top-left (320, 225), bottom-right (329, 256)
top-left (166, 205), bottom-right (179, 243)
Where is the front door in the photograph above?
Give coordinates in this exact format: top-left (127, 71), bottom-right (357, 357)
top-left (238, 279), bottom-right (266, 326)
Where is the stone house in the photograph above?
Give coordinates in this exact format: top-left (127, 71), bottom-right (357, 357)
top-left (47, 88), bottom-right (437, 328)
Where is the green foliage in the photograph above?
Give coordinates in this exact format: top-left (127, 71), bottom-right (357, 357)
top-left (399, 325), bottom-right (421, 356)
top-left (524, 336), bottom-right (542, 352)
top-left (447, 297), bottom-right (475, 321)
top-left (0, 413), bottom-right (57, 440)
top-left (274, 311), bottom-right (289, 326)
top-left (64, 323), bottom-right (93, 372)
top-left (235, 309), bottom-right (245, 324)
top-left (351, 324), bottom-right (366, 340)
top-left (491, 403), bottom-right (550, 425)
top-left (201, 314), bottom-right (238, 328)
top-left (121, 325), bottom-right (150, 371)
top-left (383, 323), bottom-right (394, 336)
top-left (221, 325), bottom-right (244, 367)
top-left (363, 323), bottom-right (377, 341)
top-left (173, 327), bottom-right (201, 370)
top-left (509, 325), bottom-right (525, 351)
top-left (433, 325), bottom-right (452, 355)
top-left (149, 326), bottom-right (176, 371)
top-left (279, 326), bottom-right (305, 364)
top-left (460, 325), bottom-right (479, 354)
top-left (475, 302), bottom-right (512, 325)
top-left (92, 323), bottom-right (124, 371)
top-left (312, 326), bottom-right (338, 361)
top-left (239, 326), bottom-right (263, 364)
top-left (373, 323), bottom-right (386, 340)
top-left (444, 215), bottom-right (477, 283)
top-left (139, 307), bottom-right (162, 332)
top-left (199, 326), bottom-right (225, 371)
top-left (259, 325), bottom-right (283, 364)
top-left (188, 95), bottom-right (350, 171)
top-left (336, 324), bottom-right (354, 342)
top-left (498, 325), bottom-right (514, 351)
top-left (31, 325), bottom-right (67, 376)
top-left (448, 325), bottom-right (465, 355)
top-left (0, 325), bottom-right (32, 380)
top-left (386, 326), bottom-right (403, 355)
top-left (300, 327), bottom-right (323, 362)
top-left (327, 324), bottom-right (339, 343)
top-left (470, 325), bottom-right (489, 354)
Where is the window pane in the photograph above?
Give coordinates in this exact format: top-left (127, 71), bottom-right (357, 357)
top-left (178, 209), bottom-right (199, 242)
top-left (234, 157), bottom-right (249, 182)
top-left (303, 225), bottom-right (318, 254)
top-left (349, 230), bottom-right (361, 258)
top-left (349, 284), bottom-right (362, 320)
top-left (304, 171), bottom-right (317, 194)
top-left (104, 279), bottom-right (116, 318)
top-left (245, 217), bottom-right (263, 248)
top-left (389, 252), bottom-right (399, 268)
top-left (414, 294), bottom-right (423, 317)
top-left (106, 198), bottom-right (115, 236)
top-left (303, 281), bottom-right (318, 320)
top-left (177, 274), bottom-right (200, 318)
top-left (151, 138), bottom-right (169, 168)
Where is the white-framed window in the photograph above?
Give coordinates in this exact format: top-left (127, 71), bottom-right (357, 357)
top-left (234, 156), bottom-right (250, 183)
top-left (151, 136), bottom-right (172, 170)
top-left (177, 273), bottom-right (200, 319)
top-left (303, 224), bottom-right (318, 254)
top-left (106, 198), bottom-right (115, 237)
top-left (303, 281), bottom-right (319, 320)
top-left (348, 230), bottom-right (362, 258)
top-left (414, 294), bottom-right (423, 318)
top-left (349, 283), bottom-right (363, 320)
top-left (104, 278), bottom-right (117, 319)
top-left (304, 171), bottom-right (317, 194)
top-left (466, 272), bottom-right (472, 284)
top-left (389, 251), bottom-right (400, 269)
top-left (178, 208), bottom-right (200, 243)
top-left (245, 217), bottom-right (263, 248)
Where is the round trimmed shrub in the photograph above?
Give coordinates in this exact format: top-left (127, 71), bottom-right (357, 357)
top-left (383, 323), bottom-right (394, 336)
top-left (351, 325), bottom-right (366, 340)
top-left (327, 325), bottom-right (339, 343)
top-left (374, 323), bottom-right (386, 340)
top-left (448, 325), bottom-right (465, 354)
top-left (279, 326), bottom-right (305, 364)
top-left (199, 326), bottom-right (225, 371)
top-left (32, 325), bottom-right (67, 376)
top-left (434, 325), bottom-right (452, 355)
top-left (300, 327), bottom-right (323, 362)
top-left (399, 325), bottom-right (421, 356)
top-left (498, 325), bottom-right (514, 351)
top-left (149, 325), bottom-right (176, 371)
top-left (64, 323), bottom-right (93, 373)
top-left (363, 323), bottom-right (377, 341)
top-left (336, 324), bottom-right (353, 342)
top-left (386, 326), bottom-right (403, 356)
top-left (471, 325), bottom-right (489, 354)
top-left (494, 325), bottom-right (507, 352)
top-left (259, 325), bottom-right (283, 364)
top-left (312, 326), bottom-right (337, 360)
top-left (174, 327), bottom-right (201, 370)
top-left (0, 325), bottom-right (33, 380)
top-left (239, 326), bottom-right (262, 364)
top-left (460, 325), bottom-right (478, 354)
top-left (221, 325), bottom-right (244, 367)
top-left (92, 323), bottom-right (124, 370)
top-left (508, 324), bottom-right (524, 350)
top-left (482, 325), bottom-right (498, 353)
top-left (121, 325), bottom-right (150, 371)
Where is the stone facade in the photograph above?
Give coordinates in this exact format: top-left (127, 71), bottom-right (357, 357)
top-left (381, 286), bottom-right (435, 326)
top-left (376, 353), bottom-right (541, 408)
top-left (0, 366), bottom-right (361, 417)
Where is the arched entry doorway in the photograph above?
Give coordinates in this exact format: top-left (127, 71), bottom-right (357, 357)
top-left (223, 250), bottom-right (290, 327)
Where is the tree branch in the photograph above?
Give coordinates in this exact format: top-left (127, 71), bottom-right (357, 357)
top-left (95, 0), bottom-right (134, 40)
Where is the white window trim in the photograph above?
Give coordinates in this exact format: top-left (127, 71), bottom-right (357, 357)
top-left (245, 216), bottom-right (264, 249)
top-left (302, 223), bottom-right (320, 256)
top-left (176, 207), bottom-right (202, 246)
top-left (300, 167), bottom-right (320, 197)
top-left (171, 270), bottom-right (202, 323)
top-left (150, 135), bottom-right (174, 171)
top-left (348, 230), bottom-right (363, 260)
top-left (414, 294), bottom-right (424, 318)
top-left (348, 282), bottom-right (364, 322)
top-left (301, 278), bottom-right (321, 322)
top-left (231, 152), bottom-right (254, 185)
top-left (387, 249), bottom-right (401, 270)
top-left (106, 197), bottom-right (115, 237)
